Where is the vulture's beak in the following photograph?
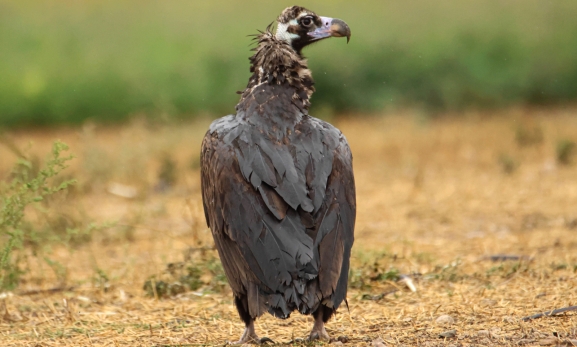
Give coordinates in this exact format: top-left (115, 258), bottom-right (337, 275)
top-left (308, 17), bottom-right (351, 43)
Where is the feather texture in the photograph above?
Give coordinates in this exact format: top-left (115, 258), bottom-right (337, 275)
top-left (200, 6), bottom-right (355, 324)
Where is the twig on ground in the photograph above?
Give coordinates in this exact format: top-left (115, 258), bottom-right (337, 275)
top-left (17, 286), bottom-right (75, 296)
top-left (522, 306), bottom-right (577, 321)
top-left (481, 254), bottom-right (533, 262)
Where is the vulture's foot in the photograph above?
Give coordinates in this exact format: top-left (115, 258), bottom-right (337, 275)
top-left (228, 324), bottom-right (258, 345)
top-left (227, 337), bottom-right (273, 345)
top-left (228, 336), bottom-right (274, 345)
top-left (308, 316), bottom-right (330, 341)
top-left (228, 322), bottom-right (274, 345)
top-left (308, 328), bottom-right (330, 341)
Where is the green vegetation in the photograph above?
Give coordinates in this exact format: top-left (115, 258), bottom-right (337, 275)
top-left (0, 139), bottom-right (107, 291)
top-left (143, 252), bottom-right (228, 298)
top-left (0, 141), bottom-right (75, 290)
top-left (498, 153), bottom-right (518, 174)
top-left (1, 0), bottom-right (577, 126)
top-left (557, 139), bottom-right (576, 165)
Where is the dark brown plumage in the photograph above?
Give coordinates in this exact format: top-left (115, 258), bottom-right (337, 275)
top-left (200, 6), bottom-right (354, 344)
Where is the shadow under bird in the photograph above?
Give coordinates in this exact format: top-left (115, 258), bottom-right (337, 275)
top-left (200, 6), bottom-right (355, 344)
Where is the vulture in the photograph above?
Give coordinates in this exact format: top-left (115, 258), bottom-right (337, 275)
top-left (201, 6), bottom-right (355, 344)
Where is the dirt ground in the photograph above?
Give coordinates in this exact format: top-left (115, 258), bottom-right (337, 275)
top-left (1, 107), bottom-right (576, 346)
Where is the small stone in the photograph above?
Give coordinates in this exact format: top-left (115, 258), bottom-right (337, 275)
top-left (372, 337), bottom-right (387, 347)
top-left (439, 330), bottom-right (457, 338)
top-left (477, 330), bottom-right (490, 337)
top-left (538, 339), bottom-right (556, 346)
top-left (435, 314), bottom-right (455, 325)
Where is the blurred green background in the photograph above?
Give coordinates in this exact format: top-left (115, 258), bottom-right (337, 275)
top-left (1, 0), bottom-right (577, 126)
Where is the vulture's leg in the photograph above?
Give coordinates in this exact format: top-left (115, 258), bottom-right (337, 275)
top-left (230, 319), bottom-right (259, 345)
top-left (308, 305), bottom-right (333, 341)
top-left (230, 295), bottom-right (273, 344)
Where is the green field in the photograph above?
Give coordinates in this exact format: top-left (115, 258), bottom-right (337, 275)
top-left (1, 0), bottom-right (577, 126)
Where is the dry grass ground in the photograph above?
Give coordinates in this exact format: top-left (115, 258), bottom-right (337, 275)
top-left (1, 107), bottom-right (576, 346)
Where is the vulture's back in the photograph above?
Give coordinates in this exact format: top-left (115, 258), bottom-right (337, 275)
top-left (201, 85), bottom-right (355, 319)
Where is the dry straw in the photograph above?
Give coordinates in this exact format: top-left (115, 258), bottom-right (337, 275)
top-left (0, 109), bottom-right (576, 346)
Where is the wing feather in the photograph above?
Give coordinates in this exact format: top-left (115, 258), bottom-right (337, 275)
top-left (201, 87), bottom-right (355, 318)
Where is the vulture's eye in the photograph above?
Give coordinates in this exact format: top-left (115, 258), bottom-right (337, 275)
top-left (300, 17), bottom-right (313, 27)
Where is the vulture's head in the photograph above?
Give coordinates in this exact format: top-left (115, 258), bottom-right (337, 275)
top-left (275, 6), bottom-right (351, 54)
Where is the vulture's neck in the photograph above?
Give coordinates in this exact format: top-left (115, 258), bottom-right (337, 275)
top-left (236, 31), bottom-right (315, 113)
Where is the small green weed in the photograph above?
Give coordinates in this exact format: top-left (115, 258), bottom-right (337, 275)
top-left (348, 251), bottom-right (402, 289)
top-left (0, 141), bottom-right (75, 290)
top-left (515, 124), bottom-right (543, 147)
top-left (485, 261), bottom-right (527, 279)
top-left (498, 153), bottom-right (518, 174)
top-left (0, 141), bottom-right (105, 291)
top-left (431, 259), bottom-right (464, 282)
top-left (143, 251), bottom-right (228, 298)
top-left (93, 268), bottom-right (111, 293)
top-left (557, 139), bottom-right (576, 165)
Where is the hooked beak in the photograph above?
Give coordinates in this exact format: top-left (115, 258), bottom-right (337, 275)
top-left (308, 16), bottom-right (351, 43)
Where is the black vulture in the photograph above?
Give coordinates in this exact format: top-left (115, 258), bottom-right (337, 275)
top-left (200, 6), bottom-right (355, 344)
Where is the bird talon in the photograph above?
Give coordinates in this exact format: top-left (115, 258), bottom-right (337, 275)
top-left (308, 331), bottom-right (330, 341)
top-left (258, 337), bottom-right (275, 344)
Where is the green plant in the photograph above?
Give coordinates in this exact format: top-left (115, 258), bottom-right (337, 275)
top-left (432, 259), bottom-right (464, 282)
top-left (143, 252), bottom-right (228, 298)
top-left (373, 267), bottom-right (401, 281)
top-left (347, 250), bottom-right (405, 289)
top-left (515, 124), bottom-right (543, 147)
top-left (498, 153), bottom-right (518, 174)
top-left (91, 268), bottom-right (110, 292)
top-left (0, 141), bottom-right (75, 290)
top-left (557, 139), bottom-right (576, 165)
